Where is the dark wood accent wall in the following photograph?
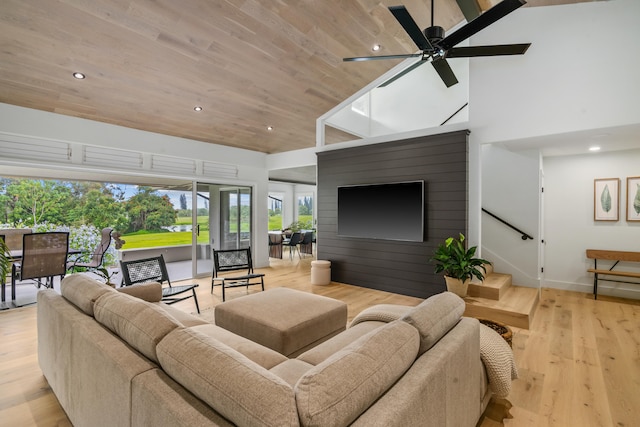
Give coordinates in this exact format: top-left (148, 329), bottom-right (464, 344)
top-left (316, 130), bottom-right (469, 299)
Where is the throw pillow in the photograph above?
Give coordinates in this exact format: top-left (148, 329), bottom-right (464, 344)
top-left (400, 291), bottom-right (465, 355)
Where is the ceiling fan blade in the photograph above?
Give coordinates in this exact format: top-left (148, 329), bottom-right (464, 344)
top-left (432, 59), bottom-right (459, 87)
top-left (388, 6), bottom-right (434, 51)
top-left (446, 43), bottom-right (530, 58)
top-left (378, 60), bottom-right (428, 87)
top-left (455, 0), bottom-right (482, 22)
top-left (441, 0), bottom-right (526, 50)
top-left (343, 53), bottom-right (421, 62)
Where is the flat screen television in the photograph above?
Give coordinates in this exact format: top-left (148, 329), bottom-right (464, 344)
top-left (337, 181), bottom-right (424, 242)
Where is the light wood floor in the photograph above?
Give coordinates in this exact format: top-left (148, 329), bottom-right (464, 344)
top-left (1, 257), bottom-right (639, 426)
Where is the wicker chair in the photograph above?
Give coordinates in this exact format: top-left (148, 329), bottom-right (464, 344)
top-left (211, 248), bottom-right (264, 301)
top-left (120, 255), bottom-right (200, 313)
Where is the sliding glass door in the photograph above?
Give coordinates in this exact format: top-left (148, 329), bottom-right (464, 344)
top-left (219, 187), bottom-right (252, 250)
top-left (193, 183), bottom-right (213, 277)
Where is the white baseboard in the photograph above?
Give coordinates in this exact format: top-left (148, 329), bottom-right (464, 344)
top-left (543, 279), bottom-right (640, 300)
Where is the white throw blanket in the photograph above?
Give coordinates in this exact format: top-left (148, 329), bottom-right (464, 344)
top-left (350, 304), bottom-right (518, 398)
top-left (479, 324), bottom-right (519, 398)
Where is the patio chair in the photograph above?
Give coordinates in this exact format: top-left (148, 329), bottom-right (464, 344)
top-left (11, 232), bottom-right (69, 304)
top-left (120, 255), bottom-right (200, 313)
top-left (268, 233), bottom-right (283, 259)
top-left (284, 232), bottom-right (302, 260)
top-left (211, 247), bottom-right (264, 301)
top-left (67, 227), bottom-right (113, 273)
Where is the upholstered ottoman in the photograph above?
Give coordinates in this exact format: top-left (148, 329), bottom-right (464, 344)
top-left (214, 287), bottom-right (348, 357)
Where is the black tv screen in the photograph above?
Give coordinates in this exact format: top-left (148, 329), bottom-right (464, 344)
top-left (337, 181), bottom-right (424, 242)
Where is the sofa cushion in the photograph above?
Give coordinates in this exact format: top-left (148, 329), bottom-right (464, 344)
top-left (400, 291), bottom-right (465, 355)
top-left (118, 282), bottom-right (163, 302)
top-left (94, 292), bottom-right (182, 363)
top-left (297, 321), bottom-right (387, 366)
top-left (349, 303), bottom-right (413, 327)
top-left (157, 327), bottom-right (299, 427)
top-left (295, 320), bottom-right (419, 427)
top-left (190, 324), bottom-right (288, 369)
top-left (158, 303), bottom-right (209, 327)
top-left (61, 273), bottom-right (115, 316)
top-left (270, 359), bottom-right (315, 387)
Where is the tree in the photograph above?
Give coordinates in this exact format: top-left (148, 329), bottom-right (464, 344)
top-left (81, 188), bottom-right (128, 231)
top-left (125, 186), bottom-right (176, 232)
top-left (4, 179), bottom-right (74, 226)
top-left (179, 193), bottom-right (187, 210)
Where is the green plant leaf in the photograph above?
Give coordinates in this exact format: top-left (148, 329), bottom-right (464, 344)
top-left (0, 238), bottom-right (10, 280)
top-left (600, 184), bottom-right (612, 213)
top-left (429, 233), bottom-right (491, 282)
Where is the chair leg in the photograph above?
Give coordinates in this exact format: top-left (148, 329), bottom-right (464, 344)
top-left (192, 288), bottom-right (200, 314)
top-left (11, 264), bottom-right (17, 301)
top-left (222, 282), bottom-right (226, 302)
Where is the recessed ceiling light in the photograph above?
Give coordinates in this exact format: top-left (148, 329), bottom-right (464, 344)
top-left (589, 146), bottom-right (601, 152)
top-left (72, 72), bottom-right (85, 79)
top-left (372, 44), bottom-right (381, 51)
top-left (194, 106), bottom-right (203, 112)
top-left (266, 126), bottom-right (274, 131)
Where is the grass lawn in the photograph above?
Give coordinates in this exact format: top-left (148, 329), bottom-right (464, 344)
top-left (121, 232), bottom-right (192, 249)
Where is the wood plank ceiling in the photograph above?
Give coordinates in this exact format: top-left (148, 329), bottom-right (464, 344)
top-left (0, 0), bottom-right (599, 154)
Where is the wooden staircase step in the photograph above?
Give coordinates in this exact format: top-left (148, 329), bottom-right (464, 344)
top-left (468, 273), bottom-right (512, 300)
top-left (463, 285), bottom-right (539, 329)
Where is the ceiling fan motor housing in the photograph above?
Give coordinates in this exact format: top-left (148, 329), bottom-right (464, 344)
top-left (425, 26), bottom-right (445, 45)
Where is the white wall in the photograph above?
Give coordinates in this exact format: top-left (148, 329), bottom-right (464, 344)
top-left (481, 145), bottom-right (541, 287)
top-left (543, 148), bottom-right (640, 298)
top-left (469, 0), bottom-right (640, 144)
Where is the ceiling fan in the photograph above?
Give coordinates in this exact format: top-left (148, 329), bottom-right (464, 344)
top-left (344, 0), bottom-right (531, 88)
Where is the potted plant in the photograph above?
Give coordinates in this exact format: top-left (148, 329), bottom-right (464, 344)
top-left (430, 233), bottom-right (491, 297)
top-left (0, 238), bottom-right (11, 284)
top-left (93, 267), bottom-right (118, 288)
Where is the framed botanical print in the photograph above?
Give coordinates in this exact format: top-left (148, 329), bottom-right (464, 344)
top-left (594, 178), bottom-right (619, 221)
top-left (626, 176), bottom-right (640, 222)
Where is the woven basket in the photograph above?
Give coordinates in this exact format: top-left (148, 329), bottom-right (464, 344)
top-left (478, 318), bottom-right (513, 348)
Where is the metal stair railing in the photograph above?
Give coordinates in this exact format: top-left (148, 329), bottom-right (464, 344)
top-left (482, 208), bottom-right (534, 241)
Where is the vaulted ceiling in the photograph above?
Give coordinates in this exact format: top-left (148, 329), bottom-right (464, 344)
top-left (0, 0), bottom-right (599, 154)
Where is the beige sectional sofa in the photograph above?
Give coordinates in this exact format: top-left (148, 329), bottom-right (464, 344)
top-left (37, 274), bottom-right (492, 427)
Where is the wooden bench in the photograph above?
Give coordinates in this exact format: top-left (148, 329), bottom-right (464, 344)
top-left (211, 247), bottom-right (264, 301)
top-left (586, 249), bottom-right (640, 299)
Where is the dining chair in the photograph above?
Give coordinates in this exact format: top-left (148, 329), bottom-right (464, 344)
top-left (298, 232), bottom-right (313, 257)
top-left (268, 233), bottom-right (283, 259)
top-left (67, 227), bottom-right (113, 273)
top-left (11, 232), bottom-right (69, 303)
top-left (120, 254), bottom-right (200, 313)
top-left (284, 232), bottom-right (302, 260)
